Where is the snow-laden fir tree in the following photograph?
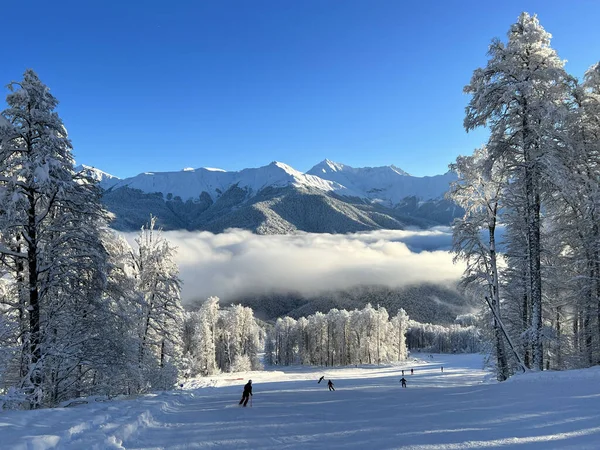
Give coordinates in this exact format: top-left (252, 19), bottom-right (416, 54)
top-left (464, 13), bottom-right (571, 370)
top-left (0, 70), bottom-right (112, 407)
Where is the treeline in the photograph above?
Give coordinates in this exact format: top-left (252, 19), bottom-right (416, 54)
top-left (234, 284), bottom-right (475, 325)
top-left (406, 320), bottom-right (483, 354)
top-left (265, 305), bottom-right (409, 366)
top-left (182, 297), bottom-right (263, 376)
top-left (0, 71), bottom-right (184, 408)
top-left (450, 13), bottom-right (600, 380)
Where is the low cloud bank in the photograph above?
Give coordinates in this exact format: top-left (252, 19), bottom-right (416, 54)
top-left (123, 228), bottom-right (464, 303)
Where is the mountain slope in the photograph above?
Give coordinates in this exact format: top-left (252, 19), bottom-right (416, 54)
top-left (307, 159), bottom-right (456, 206)
top-left (95, 159), bottom-right (462, 233)
top-left (104, 161), bottom-right (358, 202)
top-left (75, 165), bottom-right (120, 187)
top-left (230, 284), bottom-right (475, 324)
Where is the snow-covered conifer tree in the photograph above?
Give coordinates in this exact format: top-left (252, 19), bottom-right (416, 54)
top-left (464, 13), bottom-right (571, 370)
top-left (0, 70), bottom-right (111, 407)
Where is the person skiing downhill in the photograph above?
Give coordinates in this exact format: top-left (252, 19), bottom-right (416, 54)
top-left (318, 376), bottom-right (325, 384)
top-left (239, 380), bottom-right (252, 407)
top-left (400, 377), bottom-right (407, 388)
top-left (327, 380), bottom-right (335, 391)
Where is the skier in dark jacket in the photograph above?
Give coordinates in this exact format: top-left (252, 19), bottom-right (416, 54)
top-left (318, 376), bottom-right (325, 384)
top-left (239, 380), bottom-right (252, 407)
top-left (400, 377), bottom-right (407, 388)
top-left (327, 380), bottom-right (335, 391)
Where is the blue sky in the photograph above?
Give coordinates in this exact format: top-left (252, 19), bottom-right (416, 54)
top-left (2, 1), bottom-right (599, 178)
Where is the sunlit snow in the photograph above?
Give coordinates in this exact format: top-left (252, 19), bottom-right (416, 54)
top-left (4, 353), bottom-right (600, 449)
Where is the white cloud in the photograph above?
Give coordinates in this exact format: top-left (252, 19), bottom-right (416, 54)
top-left (121, 228), bottom-right (464, 304)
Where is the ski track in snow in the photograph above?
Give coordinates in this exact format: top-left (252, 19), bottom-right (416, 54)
top-left (3, 354), bottom-right (600, 449)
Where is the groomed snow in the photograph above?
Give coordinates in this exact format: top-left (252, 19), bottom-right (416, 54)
top-left (3, 353), bottom-right (600, 449)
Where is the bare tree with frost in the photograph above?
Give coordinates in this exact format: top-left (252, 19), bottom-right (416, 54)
top-left (131, 216), bottom-right (183, 390)
top-left (448, 147), bottom-right (525, 379)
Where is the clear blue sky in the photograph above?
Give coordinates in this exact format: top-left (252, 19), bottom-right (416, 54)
top-left (2, 1), bottom-right (599, 178)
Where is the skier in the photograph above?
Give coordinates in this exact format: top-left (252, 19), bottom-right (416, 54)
top-left (401, 369), bottom-right (404, 376)
top-left (441, 366), bottom-right (444, 373)
top-left (410, 368), bottom-right (414, 375)
top-left (318, 375), bottom-right (325, 384)
top-left (327, 380), bottom-right (335, 391)
top-left (400, 377), bottom-right (407, 388)
top-left (239, 380), bottom-right (252, 407)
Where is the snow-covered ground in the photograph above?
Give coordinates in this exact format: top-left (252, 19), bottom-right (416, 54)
top-left (3, 354), bottom-right (600, 449)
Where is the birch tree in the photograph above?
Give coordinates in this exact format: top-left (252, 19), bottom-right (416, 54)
top-left (131, 216), bottom-right (183, 390)
top-left (448, 147), bottom-right (519, 379)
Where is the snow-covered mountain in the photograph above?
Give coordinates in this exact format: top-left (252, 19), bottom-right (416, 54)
top-left (307, 159), bottom-right (455, 206)
top-left (92, 160), bottom-right (461, 233)
top-left (101, 161), bottom-right (359, 202)
top-left (75, 164), bottom-right (120, 186)
top-left (97, 160), bottom-right (454, 204)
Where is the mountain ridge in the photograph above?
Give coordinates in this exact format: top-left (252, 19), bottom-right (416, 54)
top-left (79, 160), bottom-right (462, 233)
top-left (84, 159), bottom-right (454, 204)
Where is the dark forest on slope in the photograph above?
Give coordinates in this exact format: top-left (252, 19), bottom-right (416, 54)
top-left (223, 284), bottom-right (475, 325)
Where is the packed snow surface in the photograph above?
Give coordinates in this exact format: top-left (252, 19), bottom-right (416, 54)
top-left (4, 353), bottom-right (600, 449)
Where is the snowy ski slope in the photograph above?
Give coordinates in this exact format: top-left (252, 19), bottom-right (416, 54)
top-left (3, 353), bottom-right (600, 449)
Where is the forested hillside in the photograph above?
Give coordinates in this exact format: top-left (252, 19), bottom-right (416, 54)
top-left (102, 184), bottom-right (460, 233)
top-left (229, 284), bottom-right (475, 325)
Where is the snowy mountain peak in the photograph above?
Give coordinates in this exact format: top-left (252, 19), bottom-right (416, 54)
top-left (75, 165), bottom-right (120, 189)
top-left (310, 159), bottom-right (409, 177)
top-left (311, 159), bottom-right (348, 174)
top-left (390, 164), bottom-right (410, 176)
top-left (306, 160), bottom-right (455, 205)
top-left (270, 161), bottom-right (304, 177)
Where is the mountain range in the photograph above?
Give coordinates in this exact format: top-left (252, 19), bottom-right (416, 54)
top-left (80, 160), bottom-right (462, 234)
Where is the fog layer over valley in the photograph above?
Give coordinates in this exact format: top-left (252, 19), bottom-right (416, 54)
top-left (121, 228), bottom-right (465, 315)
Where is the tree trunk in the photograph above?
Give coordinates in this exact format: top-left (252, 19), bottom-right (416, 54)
top-left (584, 302), bottom-right (593, 366)
top-left (556, 306), bottom-right (561, 370)
top-left (15, 250), bottom-right (28, 380)
top-left (522, 292), bottom-right (531, 368)
top-left (526, 172), bottom-right (543, 370)
top-left (27, 190), bottom-right (42, 408)
top-left (489, 223), bottom-right (510, 380)
top-left (573, 308), bottom-right (579, 354)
